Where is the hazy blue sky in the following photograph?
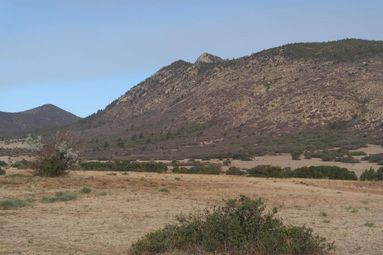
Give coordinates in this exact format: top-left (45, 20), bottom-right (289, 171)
top-left (1, 0), bottom-right (382, 117)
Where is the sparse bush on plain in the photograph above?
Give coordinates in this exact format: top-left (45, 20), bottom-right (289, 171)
top-left (80, 160), bottom-right (168, 173)
top-left (80, 187), bottom-right (92, 193)
top-left (0, 167), bottom-right (5, 175)
top-left (0, 198), bottom-right (35, 209)
top-left (247, 165), bottom-right (289, 178)
top-left (0, 160), bottom-right (7, 167)
top-left (360, 167), bottom-right (383, 181)
top-left (40, 191), bottom-right (77, 203)
top-left (131, 195), bottom-right (334, 255)
top-left (247, 165), bottom-right (357, 180)
top-left (361, 153), bottom-right (383, 165)
top-left (172, 164), bottom-right (221, 175)
top-left (291, 166), bottom-right (357, 180)
top-left (225, 166), bottom-right (244, 176)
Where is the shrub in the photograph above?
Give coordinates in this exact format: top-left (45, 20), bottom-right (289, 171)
top-left (361, 153), bottom-right (383, 165)
top-left (0, 167), bottom-right (5, 175)
top-left (291, 151), bottom-right (302, 160)
top-left (247, 165), bottom-right (288, 178)
top-left (131, 195), bottom-right (333, 255)
top-left (0, 160), bottom-right (7, 167)
top-left (291, 166), bottom-right (357, 180)
top-left (335, 155), bottom-right (360, 163)
top-left (29, 132), bottom-right (79, 177)
top-left (225, 167), bottom-right (244, 176)
top-left (159, 187), bottom-right (169, 193)
top-left (80, 187), bottom-right (92, 193)
top-left (11, 159), bottom-right (31, 169)
top-left (172, 164), bottom-right (221, 175)
top-left (349, 151), bottom-right (367, 156)
top-left (40, 191), bottom-right (77, 203)
top-left (246, 165), bottom-right (357, 180)
top-left (80, 160), bottom-right (168, 173)
top-left (360, 167), bottom-right (383, 181)
top-left (0, 198), bottom-right (34, 209)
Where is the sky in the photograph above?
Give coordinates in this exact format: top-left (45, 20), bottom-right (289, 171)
top-left (0, 0), bottom-right (382, 117)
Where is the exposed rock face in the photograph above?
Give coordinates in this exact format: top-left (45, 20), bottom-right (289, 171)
top-left (195, 53), bottom-right (223, 64)
top-left (0, 104), bottom-right (81, 137)
top-left (75, 39), bottom-right (383, 158)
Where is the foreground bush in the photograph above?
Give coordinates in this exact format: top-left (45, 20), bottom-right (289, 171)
top-left (360, 167), bottom-right (383, 181)
top-left (131, 195), bottom-right (333, 255)
top-left (80, 160), bottom-right (168, 173)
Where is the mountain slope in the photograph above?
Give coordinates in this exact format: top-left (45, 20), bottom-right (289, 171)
top-left (76, 39), bottom-right (383, 159)
top-left (0, 104), bottom-right (81, 137)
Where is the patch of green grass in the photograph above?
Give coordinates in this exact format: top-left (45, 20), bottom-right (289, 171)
top-left (80, 187), bottom-right (92, 194)
top-left (346, 207), bottom-right (359, 213)
top-left (96, 192), bottom-right (108, 197)
top-left (364, 221), bottom-right (375, 228)
top-left (40, 191), bottom-right (77, 203)
top-left (131, 195), bottom-right (334, 255)
top-left (159, 187), bottom-right (169, 193)
top-left (0, 198), bottom-right (35, 209)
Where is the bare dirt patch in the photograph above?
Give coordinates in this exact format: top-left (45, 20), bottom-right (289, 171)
top-left (0, 169), bottom-right (382, 255)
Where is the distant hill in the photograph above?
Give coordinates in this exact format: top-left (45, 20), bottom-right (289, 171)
top-left (0, 104), bottom-right (81, 137)
top-left (72, 39), bottom-right (383, 159)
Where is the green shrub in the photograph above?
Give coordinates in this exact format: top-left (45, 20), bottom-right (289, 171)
top-left (159, 187), bottom-right (169, 193)
top-left (291, 166), bottom-right (357, 180)
top-left (247, 165), bottom-right (288, 178)
top-left (360, 167), bottom-right (383, 181)
top-left (11, 159), bottom-right (31, 169)
top-left (131, 195), bottom-right (333, 255)
top-left (0, 198), bottom-right (34, 209)
top-left (361, 154), bottom-right (383, 165)
top-left (290, 151), bottom-right (302, 160)
top-left (40, 191), bottom-right (77, 203)
top-left (349, 151), bottom-right (367, 156)
top-left (225, 167), bottom-right (244, 176)
top-left (80, 160), bottom-right (168, 173)
top-left (335, 155), bottom-right (360, 163)
top-left (247, 165), bottom-right (357, 180)
top-left (172, 164), bottom-right (221, 175)
top-left (80, 187), bottom-right (92, 193)
top-left (0, 160), bottom-right (7, 167)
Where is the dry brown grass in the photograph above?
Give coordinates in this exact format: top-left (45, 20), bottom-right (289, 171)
top-left (0, 168), bottom-right (382, 255)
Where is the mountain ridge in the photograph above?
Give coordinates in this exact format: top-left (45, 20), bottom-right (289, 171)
top-left (0, 104), bottom-right (81, 137)
top-left (72, 39), bottom-right (383, 159)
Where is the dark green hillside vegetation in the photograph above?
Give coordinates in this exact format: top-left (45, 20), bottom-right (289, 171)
top-left (259, 39), bottom-right (383, 62)
top-left (249, 127), bottom-right (368, 157)
top-left (80, 160), bottom-right (168, 173)
top-left (131, 195), bottom-right (333, 255)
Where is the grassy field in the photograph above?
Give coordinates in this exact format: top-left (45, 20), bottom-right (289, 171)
top-left (0, 168), bottom-right (382, 255)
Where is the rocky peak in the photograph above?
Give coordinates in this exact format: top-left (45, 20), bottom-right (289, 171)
top-left (195, 53), bottom-right (223, 64)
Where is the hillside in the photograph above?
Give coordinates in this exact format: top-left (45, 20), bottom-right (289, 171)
top-left (75, 39), bottom-right (383, 159)
top-left (0, 104), bottom-right (81, 137)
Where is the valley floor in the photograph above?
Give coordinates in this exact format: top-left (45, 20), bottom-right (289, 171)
top-left (0, 169), bottom-right (382, 255)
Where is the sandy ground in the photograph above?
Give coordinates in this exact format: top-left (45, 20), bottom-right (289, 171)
top-left (0, 169), bottom-right (382, 255)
